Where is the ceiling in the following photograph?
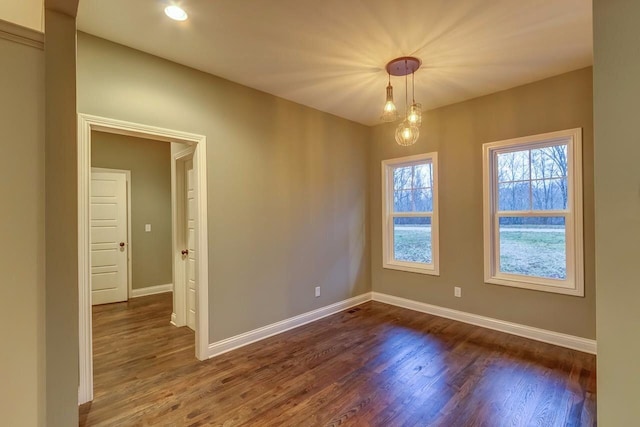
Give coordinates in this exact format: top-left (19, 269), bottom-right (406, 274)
top-left (0, 0), bottom-right (43, 32)
top-left (77, 0), bottom-right (592, 126)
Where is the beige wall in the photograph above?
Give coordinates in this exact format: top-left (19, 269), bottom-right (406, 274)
top-left (45, 8), bottom-right (78, 427)
top-left (594, 1), bottom-right (640, 424)
top-left (77, 32), bottom-right (371, 342)
top-left (370, 67), bottom-right (595, 338)
top-left (0, 36), bottom-right (45, 426)
top-left (92, 131), bottom-right (173, 290)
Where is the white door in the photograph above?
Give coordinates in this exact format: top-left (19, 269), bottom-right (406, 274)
top-left (91, 171), bottom-right (128, 305)
top-left (185, 159), bottom-right (197, 330)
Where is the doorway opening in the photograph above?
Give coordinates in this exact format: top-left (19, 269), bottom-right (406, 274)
top-left (78, 114), bottom-right (209, 404)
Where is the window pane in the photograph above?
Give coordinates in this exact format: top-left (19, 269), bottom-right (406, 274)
top-left (497, 150), bottom-right (529, 183)
top-left (393, 166), bottom-right (413, 191)
top-left (532, 178), bottom-right (567, 210)
top-left (414, 163), bottom-right (432, 189)
top-left (498, 182), bottom-right (530, 211)
top-left (394, 189), bottom-right (412, 212)
top-left (394, 188), bottom-right (432, 212)
top-left (531, 145), bottom-right (568, 180)
top-left (498, 216), bottom-right (566, 279)
top-left (413, 188), bottom-right (433, 212)
top-left (393, 217), bottom-right (432, 264)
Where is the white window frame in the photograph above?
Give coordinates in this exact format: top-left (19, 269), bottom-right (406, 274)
top-left (382, 152), bottom-right (440, 275)
top-left (482, 128), bottom-right (584, 296)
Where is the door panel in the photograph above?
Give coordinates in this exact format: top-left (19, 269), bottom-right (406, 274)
top-left (92, 272), bottom-right (119, 291)
top-left (91, 204), bottom-right (118, 220)
top-left (92, 178), bottom-right (117, 196)
top-left (185, 159), bottom-right (197, 331)
top-left (91, 171), bottom-right (128, 305)
top-left (91, 249), bottom-right (118, 268)
top-left (91, 226), bottom-right (117, 243)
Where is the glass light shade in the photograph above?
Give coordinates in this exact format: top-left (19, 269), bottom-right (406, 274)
top-left (395, 120), bottom-right (419, 146)
top-left (380, 83), bottom-right (399, 122)
top-left (407, 103), bottom-right (422, 127)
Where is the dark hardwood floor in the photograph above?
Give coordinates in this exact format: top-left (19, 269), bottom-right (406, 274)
top-left (79, 293), bottom-right (596, 426)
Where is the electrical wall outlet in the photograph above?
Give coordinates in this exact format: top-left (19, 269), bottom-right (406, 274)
top-left (315, 286), bottom-right (321, 297)
top-left (454, 287), bottom-right (462, 298)
top-left (145, 224), bottom-right (151, 232)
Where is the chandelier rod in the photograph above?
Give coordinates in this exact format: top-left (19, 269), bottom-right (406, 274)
top-left (404, 59), bottom-right (408, 112)
top-left (412, 70), bottom-right (415, 104)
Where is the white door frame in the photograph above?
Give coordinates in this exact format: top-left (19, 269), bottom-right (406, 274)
top-left (78, 114), bottom-right (209, 404)
top-left (91, 167), bottom-right (133, 300)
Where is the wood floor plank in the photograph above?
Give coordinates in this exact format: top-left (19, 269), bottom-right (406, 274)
top-left (79, 293), bottom-right (596, 426)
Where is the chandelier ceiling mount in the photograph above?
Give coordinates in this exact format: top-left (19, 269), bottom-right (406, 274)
top-left (386, 56), bottom-right (422, 76)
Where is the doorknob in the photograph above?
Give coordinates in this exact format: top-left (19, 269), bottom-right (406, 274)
top-left (119, 242), bottom-right (125, 248)
top-left (181, 249), bottom-right (189, 256)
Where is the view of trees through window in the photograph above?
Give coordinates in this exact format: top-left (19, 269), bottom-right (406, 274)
top-left (392, 162), bottom-right (433, 264)
top-left (495, 143), bottom-right (568, 279)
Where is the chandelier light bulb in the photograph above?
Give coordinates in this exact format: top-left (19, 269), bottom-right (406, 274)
top-left (384, 100), bottom-right (396, 114)
top-left (380, 82), bottom-right (399, 122)
top-left (407, 103), bottom-right (422, 127)
top-left (395, 120), bottom-right (419, 146)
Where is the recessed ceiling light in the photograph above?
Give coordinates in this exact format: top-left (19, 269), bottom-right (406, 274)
top-left (165, 5), bottom-right (188, 21)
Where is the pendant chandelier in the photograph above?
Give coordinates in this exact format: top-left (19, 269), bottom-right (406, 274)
top-left (380, 56), bottom-right (422, 146)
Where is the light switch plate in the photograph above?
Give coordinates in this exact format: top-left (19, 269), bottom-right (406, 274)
top-left (145, 224), bottom-right (151, 232)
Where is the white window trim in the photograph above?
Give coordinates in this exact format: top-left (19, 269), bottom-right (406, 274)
top-left (482, 128), bottom-right (584, 296)
top-left (382, 152), bottom-right (440, 275)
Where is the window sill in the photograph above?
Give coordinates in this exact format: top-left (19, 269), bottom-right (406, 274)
top-left (383, 261), bottom-right (439, 276)
top-left (485, 275), bottom-right (583, 296)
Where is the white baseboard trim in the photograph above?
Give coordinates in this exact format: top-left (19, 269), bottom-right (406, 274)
top-left (208, 292), bottom-right (372, 358)
top-left (131, 283), bottom-right (174, 298)
top-left (170, 312), bottom-right (177, 326)
top-left (371, 292), bottom-right (596, 354)
top-left (205, 291), bottom-right (595, 359)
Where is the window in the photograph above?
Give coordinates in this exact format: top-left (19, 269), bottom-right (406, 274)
top-left (483, 128), bottom-right (584, 296)
top-left (382, 153), bottom-right (439, 275)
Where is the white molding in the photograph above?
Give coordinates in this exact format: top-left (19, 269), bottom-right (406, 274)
top-left (0, 19), bottom-right (44, 50)
top-left (371, 292), bottom-right (596, 354)
top-left (194, 141), bottom-right (209, 361)
top-left (78, 114), bottom-right (93, 405)
top-left (131, 283), bottom-right (174, 298)
top-left (170, 312), bottom-right (177, 326)
top-left (77, 114), bottom-right (209, 405)
top-left (208, 293), bottom-right (372, 358)
top-left (207, 290), bottom-right (596, 359)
